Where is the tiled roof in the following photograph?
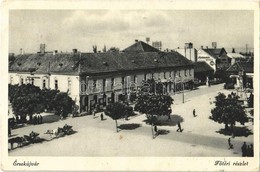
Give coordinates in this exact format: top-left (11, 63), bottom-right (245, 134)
top-left (226, 61), bottom-right (253, 73)
top-left (123, 41), bottom-right (159, 52)
top-left (9, 51), bottom-right (193, 75)
top-left (194, 61), bottom-right (214, 73)
top-left (203, 48), bottom-right (226, 59)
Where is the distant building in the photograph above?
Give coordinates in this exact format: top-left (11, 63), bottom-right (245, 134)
top-left (197, 45), bottom-right (231, 72)
top-left (193, 61), bottom-right (214, 83)
top-left (227, 53), bottom-right (247, 65)
top-left (175, 43), bottom-right (198, 62)
top-left (9, 41), bottom-right (194, 113)
top-left (226, 61), bottom-right (254, 89)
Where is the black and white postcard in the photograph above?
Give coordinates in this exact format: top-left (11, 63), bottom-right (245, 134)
top-left (1, 0), bottom-right (259, 171)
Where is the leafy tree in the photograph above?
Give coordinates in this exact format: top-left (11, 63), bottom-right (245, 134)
top-left (53, 92), bottom-right (75, 118)
top-left (8, 84), bottom-right (19, 102)
top-left (11, 84), bottom-right (45, 122)
top-left (104, 102), bottom-right (132, 132)
top-left (41, 88), bottom-right (60, 111)
top-left (211, 92), bottom-right (248, 135)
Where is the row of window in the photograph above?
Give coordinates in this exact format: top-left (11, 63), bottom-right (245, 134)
top-left (13, 77), bottom-right (72, 94)
top-left (86, 69), bottom-right (193, 93)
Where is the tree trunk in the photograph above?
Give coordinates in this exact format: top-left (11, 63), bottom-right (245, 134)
top-left (224, 123), bottom-right (229, 131)
top-left (230, 123), bottom-right (234, 138)
top-left (115, 120), bottom-right (118, 133)
top-left (151, 123), bottom-right (154, 139)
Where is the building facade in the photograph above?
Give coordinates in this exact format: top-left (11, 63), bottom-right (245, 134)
top-left (197, 47), bottom-right (231, 72)
top-left (9, 41), bottom-right (194, 113)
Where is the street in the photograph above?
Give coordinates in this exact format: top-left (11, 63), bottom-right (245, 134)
top-left (8, 84), bottom-right (253, 156)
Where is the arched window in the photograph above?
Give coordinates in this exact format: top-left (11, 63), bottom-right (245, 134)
top-left (20, 78), bottom-right (24, 85)
top-left (43, 79), bottom-right (46, 88)
top-left (55, 79), bottom-right (58, 90)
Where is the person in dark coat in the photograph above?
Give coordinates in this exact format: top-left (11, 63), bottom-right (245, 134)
top-left (100, 113), bottom-right (104, 121)
top-left (154, 125), bottom-right (158, 136)
top-left (241, 142), bottom-right (247, 157)
top-left (193, 109), bottom-right (196, 117)
top-left (33, 116), bottom-right (37, 125)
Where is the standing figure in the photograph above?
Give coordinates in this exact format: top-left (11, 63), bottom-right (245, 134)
top-left (100, 113), bottom-right (104, 121)
top-left (193, 109), bottom-right (196, 117)
top-left (241, 142), bottom-right (247, 157)
top-left (154, 125), bottom-right (158, 137)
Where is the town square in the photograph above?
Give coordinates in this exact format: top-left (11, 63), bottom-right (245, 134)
top-left (3, 6), bottom-right (258, 172)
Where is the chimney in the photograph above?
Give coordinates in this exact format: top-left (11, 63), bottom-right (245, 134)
top-left (20, 48), bottom-right (23, 55)
top-left (40, 44), bottom-right (45, 54)
top-left (72, 49), bottom-right (77, 54)
top-left (135, 39), bottom-right (138, 43)
top-left (212, 42), bottom-right (217, 49)
top-left (206, 46), bottom-right (208, 49)
top-left (201, 46), bottom-right (203, 49)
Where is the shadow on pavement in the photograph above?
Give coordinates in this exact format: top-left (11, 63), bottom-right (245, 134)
top-left (216, 126), bottom-right (253, 137)
top-left (153, 114), bottom-right (184, 127)
top-left (157, 129), bottom-right (170, 135)
top-left (42, 114), bottom-right (61, 124)
top-left (118, 123), bottom-right (141, 130)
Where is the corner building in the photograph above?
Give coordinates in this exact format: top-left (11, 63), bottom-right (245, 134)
top-left (9, 41), bottom-right (194, 113)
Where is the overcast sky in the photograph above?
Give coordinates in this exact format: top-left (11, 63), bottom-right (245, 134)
top-left (9, 10), bottom-right (254, 54)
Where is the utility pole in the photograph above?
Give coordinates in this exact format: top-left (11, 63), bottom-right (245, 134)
top-left (182, 82), bottom-right (185, 104)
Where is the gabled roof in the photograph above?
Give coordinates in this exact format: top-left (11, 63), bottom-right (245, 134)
top-left (227, 53), bottom-right (245, 59)
top-left (123, 41), bottom-right (160, 52)
top-left (203, 48), bottom-right (226, 59)
top-left (194, 61), bottom-right (214, 73)
top-left (9, 51), bottom-right (194, 75)
top-left (226, 61), bottom-right (253, 73)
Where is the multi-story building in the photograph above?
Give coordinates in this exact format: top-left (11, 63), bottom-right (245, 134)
top-left (9, 41), bottom-right (194, 113)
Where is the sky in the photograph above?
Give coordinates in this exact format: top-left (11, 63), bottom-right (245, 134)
top-left (9, 10), bottom-right (254, 54)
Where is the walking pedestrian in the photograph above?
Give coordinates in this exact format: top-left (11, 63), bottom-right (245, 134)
top-left (154, 125), bottom-right (158, 137)
top-left (100, 113), bottom-right (104, 121)
top-left (176, 121), bottom-right (182, 132)
top-left (228, 137), bottom-right (233, 149)
top-left (241, 142), bottom-right (247, 157)
top-left (193, 109), bottom-right (196, 117)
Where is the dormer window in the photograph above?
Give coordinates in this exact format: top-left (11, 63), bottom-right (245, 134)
top-left (37, 62), bottom-right (41, 66)
top-left (59, 63), bottom-right (63, 67)
top-left (17, 62), bottom-right (21, 66)
top-left (154, 59), bottom-right (158, 62)
top-left (131, 60), bottom-right (135, 63)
